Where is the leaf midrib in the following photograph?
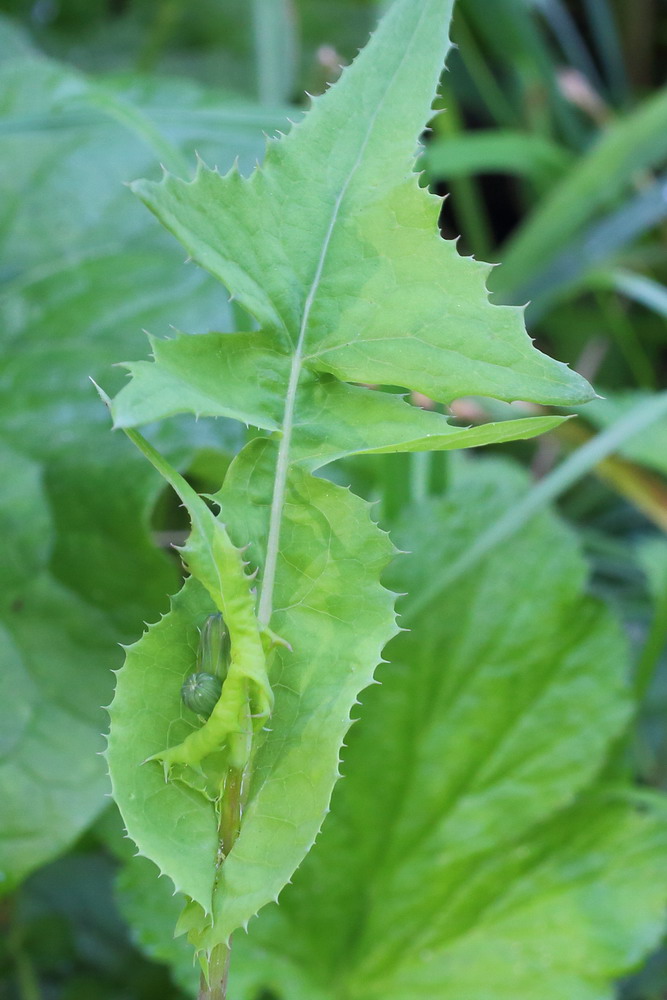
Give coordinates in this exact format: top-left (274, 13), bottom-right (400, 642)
top-left (257, 1), bottom-right (434, 625)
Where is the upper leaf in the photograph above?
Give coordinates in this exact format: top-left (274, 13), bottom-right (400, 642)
top-left (126, 0), bottom-right (590, 408)
top-left (113, 0), bottom-right (592, 629)
top-left (118, 0), bottom-right (593, 467)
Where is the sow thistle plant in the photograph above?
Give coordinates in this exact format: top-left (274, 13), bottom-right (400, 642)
top-left (102, 0), bottom-right (667, 996)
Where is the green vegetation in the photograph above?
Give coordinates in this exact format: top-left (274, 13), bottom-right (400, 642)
top-left (1, 1), bottom-right (666, 998)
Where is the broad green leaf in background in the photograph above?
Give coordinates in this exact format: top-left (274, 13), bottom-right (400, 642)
top-left (117, 458), bottom-right (667, 999)
top-left (106, 0), bottom-right (596, 957)
top-left (0, 25), bottom-right (272, 890)
top-left (0, 442), bottom-right (113, 893)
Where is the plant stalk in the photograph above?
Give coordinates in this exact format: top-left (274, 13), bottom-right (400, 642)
top-left (198, 767), bottom-right (244, 1000)
top-left (200, 944), bottom-right (230, 1000)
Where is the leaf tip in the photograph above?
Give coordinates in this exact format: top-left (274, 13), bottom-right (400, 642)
top-left (89, 376), bottom-right (112, 411)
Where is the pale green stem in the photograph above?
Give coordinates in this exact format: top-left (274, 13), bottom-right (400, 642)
top-left (220, 767), bottom-right (244, 855)
top-left (198, 767), bottom-right (244, 1000)
top-left (201, 944), bottom-right (231, 1000)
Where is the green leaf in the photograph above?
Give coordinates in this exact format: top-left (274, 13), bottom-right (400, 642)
top-left (112, 331), bottom-right (572, 467)
top-left (123, 3), bottom-right (592, 425)
top-left (639, 537), bottom-right (667, 606)
top-left (106, 0), bottom-right (594, 956)
top-left (608, 268), bottom-right (667, 320)
top-left (108, 437), bottom-right (397, 935)
top-left (105, 426), bottom-right (275, 898)
top-left (403, 390), bottom-right (667, 622)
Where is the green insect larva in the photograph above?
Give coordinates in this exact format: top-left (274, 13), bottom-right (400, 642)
top-left (181, 672), bottom-right (223, 719)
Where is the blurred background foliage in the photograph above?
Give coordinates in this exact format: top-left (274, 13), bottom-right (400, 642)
top-left (1, 0), bottom-right (666, 997)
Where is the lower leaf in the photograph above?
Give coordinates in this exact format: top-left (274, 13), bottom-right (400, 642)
top-left (107, 438), bottom-right (399, 948)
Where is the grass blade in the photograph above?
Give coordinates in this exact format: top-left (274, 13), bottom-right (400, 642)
top-left (405, 392), bottom-right (667, 619)
top-left (493, 88), bottom-right (667, 301)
